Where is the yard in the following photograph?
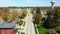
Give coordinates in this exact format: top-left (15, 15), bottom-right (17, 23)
top-left (34, 21), bottom-right (49, 34)
top-left (34, 21), bottom-right (60, 34)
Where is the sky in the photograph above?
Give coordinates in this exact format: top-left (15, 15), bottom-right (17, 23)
top-left (0, 0), bottom-right (60, 7)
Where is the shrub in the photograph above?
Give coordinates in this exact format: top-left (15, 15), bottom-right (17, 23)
top-left (19, 19), bottom-right (25, 26)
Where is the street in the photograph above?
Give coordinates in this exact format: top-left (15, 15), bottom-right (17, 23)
top-left (24, 8), bottom-right (35, 34)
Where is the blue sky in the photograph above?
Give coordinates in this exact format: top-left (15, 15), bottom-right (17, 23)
top-left (0, 0), bottom-right (60, 7)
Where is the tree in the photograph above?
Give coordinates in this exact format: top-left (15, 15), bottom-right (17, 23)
top-left (10, 9), bottom-right (19, 20)
top-left (0, 7), bottom-right (10, 22)
top-left (54, 8), bottom-right (60, 27)
top-left (43, 9), bottom-right (58, 28)
top-left (34, 14), bottom-right (42, 23)
top-left (34, 7), bottom-right (42, 23)
top-left (22, 9), bottom-right (28, 18)
top-left (36, 7), bottom-right (40, 14)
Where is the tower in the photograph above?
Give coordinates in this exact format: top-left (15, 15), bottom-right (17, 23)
top-left (50, 0), bottom-right (55, 20)
top-left (50, 0), bottom-right (55, 10)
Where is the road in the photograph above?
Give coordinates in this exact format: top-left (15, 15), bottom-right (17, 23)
top-left (24, 8), bottom-right (35, 34)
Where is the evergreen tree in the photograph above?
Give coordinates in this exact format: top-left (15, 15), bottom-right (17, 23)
top-left (36, 7), bottom-right (41, 14)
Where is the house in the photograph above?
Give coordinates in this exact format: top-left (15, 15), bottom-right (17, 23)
top-left (0, 21), bottom-right (17, 34)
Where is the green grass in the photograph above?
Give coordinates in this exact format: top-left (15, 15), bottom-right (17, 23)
top-left (34, 24), bottom-right (38, 34)
top-left (18, 31), bottom-right (24, 34)
top-left (38, 26), bottom-right (49, 34)
top-left (34, 21), bottom-right (49, 34)
top-left (34, 21), bottom-right (60, 34)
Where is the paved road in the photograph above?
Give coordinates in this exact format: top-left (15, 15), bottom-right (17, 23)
top-left (24, 8), bottom-right (35, 34)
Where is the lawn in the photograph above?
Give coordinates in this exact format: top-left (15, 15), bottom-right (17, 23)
top-left (34, 21), bottom-right (60, 34)
top-left (38, 26), bottom-right (49, 34)
top-left (34, 21), bottom-right (49, 34)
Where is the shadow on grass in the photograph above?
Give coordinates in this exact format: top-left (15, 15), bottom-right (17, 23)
top-left (41, 25), bottom-right (51, 29)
